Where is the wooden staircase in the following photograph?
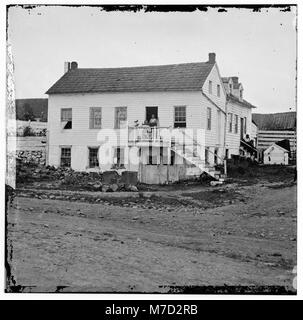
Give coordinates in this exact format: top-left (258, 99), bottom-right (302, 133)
top-left (170, 142), bottom-right (226, 184)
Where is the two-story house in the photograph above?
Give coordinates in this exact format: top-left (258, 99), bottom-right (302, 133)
top-left (222, 77), bottom-right (257, 159)
top-left (46, 53), bottom-right (254, 184)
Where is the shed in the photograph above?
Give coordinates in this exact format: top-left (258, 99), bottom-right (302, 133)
top-left (263, 143), bottom-right (289, 165)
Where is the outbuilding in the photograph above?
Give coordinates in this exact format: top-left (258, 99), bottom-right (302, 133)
top-left (263, 141), bottom-right (289, 165)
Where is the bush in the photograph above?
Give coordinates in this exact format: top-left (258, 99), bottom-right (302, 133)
top-left (23, 126), bottom-right (35, 136)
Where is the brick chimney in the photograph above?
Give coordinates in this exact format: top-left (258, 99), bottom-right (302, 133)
top-left (70, 61), bottom-right (78, 70)
top-left (208, 52), bottom-right (216, 64)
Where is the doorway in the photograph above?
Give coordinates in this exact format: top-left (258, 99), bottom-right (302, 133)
top-left (146, 106), bottom-right (158, 123)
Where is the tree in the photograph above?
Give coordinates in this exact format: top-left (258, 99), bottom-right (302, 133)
top-left (23, 103), bottom-right (35, 121)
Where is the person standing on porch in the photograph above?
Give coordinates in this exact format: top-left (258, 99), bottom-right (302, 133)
top-left (149, 114), bottom-right (158, 127)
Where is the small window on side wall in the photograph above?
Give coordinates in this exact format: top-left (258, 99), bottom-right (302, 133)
top-left (208, 80), bottom-right (212, 94)
top-left (207, 107), bottom-right (212, 130)
top-left (61, 108), bottom-right (72, 129)
top-left (217, 84), bottom-right (220, 97)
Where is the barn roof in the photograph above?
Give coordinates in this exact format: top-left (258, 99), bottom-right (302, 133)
top-left (46, 61), bottom-right (215, 94)
top-left (252, 112), bottom-right (296, 130)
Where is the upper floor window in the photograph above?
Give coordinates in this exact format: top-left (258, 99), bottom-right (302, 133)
top-left (217, 84), bottom-right (220, 97)
top-left (228, 113), bottom-right (233, 133)
top-left (61, 108), bottom-right (72, 129)
top-left (240, 89), bottom-right (243, 99)
top-left (208, 80), bottom-right (212, 94)
top-left (229, 84), bottom-right (232, 93)
top-left (115, 107), bottom-right (127, 129)
top-left (207, 107), bottom-right (212, 130)
top-left (235, 115), bottom-right (238, 134)
top-left (244, 116), bottom-right (247, 134)
top-left (174, 106), bottom-right (186, 128)
top-left (89, 107), bottom-right (102, 129)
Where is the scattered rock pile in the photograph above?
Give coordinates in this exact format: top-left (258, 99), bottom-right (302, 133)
top-left (16, 161), bottom-right (138, 192)
top-left (17, 150), bottom-right (46, 166)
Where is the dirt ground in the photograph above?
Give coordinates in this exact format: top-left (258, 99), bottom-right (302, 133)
top-left (6, 174), bottom-right (297, 293)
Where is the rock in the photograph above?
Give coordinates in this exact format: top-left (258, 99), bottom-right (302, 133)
top-left (110, 184), bottom-right (119, 192)
top-left (130, 185), bottom-right (138, 192)
top-left (132, 216), bottom-right (139, 220)
top-left (102, 185), bottom-right (109, 193)
top-left (290, 237), bottom-right (296, 241)
top-left (93, 183), bottom-right (102, 191)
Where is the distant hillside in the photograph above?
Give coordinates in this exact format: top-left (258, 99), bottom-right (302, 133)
top-left (252, 112), bottom-right (296, 131)
top-left (15, 98), bottom-right (48, 122)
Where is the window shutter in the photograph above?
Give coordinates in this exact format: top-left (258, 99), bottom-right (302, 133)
top-left (120, 148), bottom-right (124, 164)
top-left (89, 107), bottom-right (94, 129)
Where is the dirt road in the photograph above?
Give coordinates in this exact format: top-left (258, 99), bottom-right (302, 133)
top-left (7, 182), bottom-right (296, 293)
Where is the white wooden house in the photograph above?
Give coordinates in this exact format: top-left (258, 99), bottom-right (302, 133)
top-left (222, 77), bottom-right (257, 159)
top-left (263, 143), bottom-right (289, 165)
top-left (46, 53), bottom-right (257, 184)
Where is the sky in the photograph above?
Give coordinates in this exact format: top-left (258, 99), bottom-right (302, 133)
top-left (7, 5), bottom-right (297, 114)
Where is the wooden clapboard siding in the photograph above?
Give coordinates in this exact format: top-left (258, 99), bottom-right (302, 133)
top-left (257, 130), bottom-right (296, 151)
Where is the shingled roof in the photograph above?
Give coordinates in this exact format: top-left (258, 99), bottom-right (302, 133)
top-left (46, 61), bottom-right (215, 94)
top-left (252, 112), bottom-right (296, 130)
top-left (227, 93), bottom-right (257, 109)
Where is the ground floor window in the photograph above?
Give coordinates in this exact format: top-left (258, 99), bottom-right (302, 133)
top-left (60, 147), bottom-right (71, 167)
top-left (214, 148), bottom-right (218, 165)
top-left (88, 147), bottom-right (99, 168)
top-left (205, 147), bottom-right (210, 165)
top-left (113, 147), bottom-right (125, 168)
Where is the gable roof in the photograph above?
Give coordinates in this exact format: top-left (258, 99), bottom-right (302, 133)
top-left (276, 139), bottom-right (291, 152)
top-left (46, 61), bottom-right (215, 95)
top-left (227, 93), bottom-right (257, 109)
top-left (265, 142), bottom-right (289, 153)
top-left (252, 112), bottom-right (296, 130)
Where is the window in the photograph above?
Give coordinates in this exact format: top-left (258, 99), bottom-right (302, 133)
top-left (174, 106), bottom-right (186, 128)
top-left (208, 80), bottom-right (212, 94)
top-left (89, 107), bottom-right (102, 129)
top-left (61, 108), bottom-right (72, 129)
top-left (240, 89), bottom-right (243, 99)
top-left (244, 117), bottom-right (247, 134)
top-left (229, 84), bottom-right (232, 93)
top-left (113, 147), bottom-right (125, 168)
top-left (235, 115), bottom-right (238, 134)
top-left (207, 107), bottom-right (212, 130)
top-left (205, 147), bottom-right (210, 165)
top-left (217, 84), bottom-right (220, 97)
top-left (60, 147), bottom-right (71, 167)
top-left (228, 113), bottom-right (233, 133)
top-left (88, 147), bottom-right (99, 168)
top-left (115, 107), bottom-right (127, 129)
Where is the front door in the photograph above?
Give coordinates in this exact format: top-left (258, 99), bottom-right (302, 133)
top-left (240, 117), bottom-right (244, 140)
